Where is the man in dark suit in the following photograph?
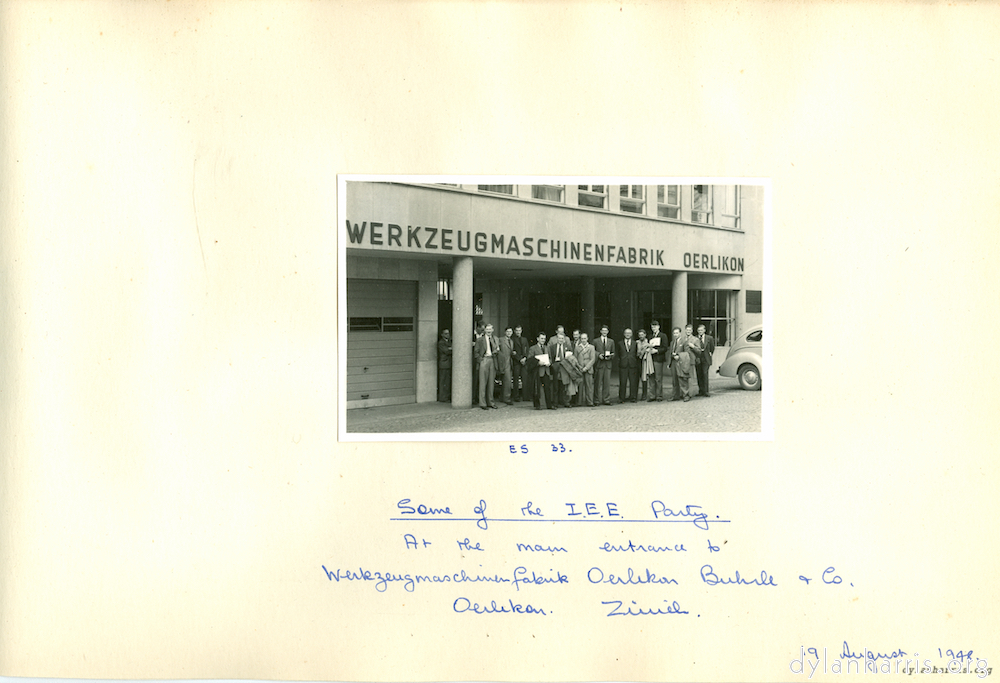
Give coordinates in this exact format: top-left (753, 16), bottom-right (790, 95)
top-left (498, 326), bottom-right (515, 405)
top-left (695, 324), bottom-right (716, 397)
top-left (617, 328), bottom-right (640, 403)
top-left (472, 321), bottom-right (484, 405)
top-left (647, 319), bottom-right (668, 402)
top-left (437, 329), bottom-right (452, 402)
top-left (474, 323), bottom-right (500, 409)
top-left (525, 331), bottom-right (554, 410)
top-left (546, 325), bottom-right (572, 408)
top-left (511, 324), bottom-right (529, 401)
top-left (592, 324), bottom-right (615, 406)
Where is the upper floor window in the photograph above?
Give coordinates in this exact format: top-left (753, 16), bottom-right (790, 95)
top-left (692, 185), bottom-right (712, 224)
top-left (719, 185), bottom-right (741, 229)
top-left (619, 185), bottom-right (645, 214)
top-left (478, 185), bottom-right (513, 195)
top-left (577, 185), bottom-right (607, 209)
top-left (656, 185), bottom-right (680, 219)
top-left (532, 185), bottom-right (564, 202)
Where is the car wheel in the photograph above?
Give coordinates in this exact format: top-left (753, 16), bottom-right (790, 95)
top-left (737, 363), bottom-right (761, 391)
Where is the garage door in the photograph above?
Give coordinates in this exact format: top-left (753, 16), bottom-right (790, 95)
top-left (346, 279), bottom-right (416, 408)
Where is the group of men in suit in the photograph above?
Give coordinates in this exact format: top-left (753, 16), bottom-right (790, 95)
top-left (439, 320), bottom-right (716, 410)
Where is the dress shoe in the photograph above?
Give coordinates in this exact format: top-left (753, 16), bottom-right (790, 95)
top-left (489, 404), bottom-right (498, 409)
top-left (481, 406), bottom-right (488, 410)
top-left (683, 396), bottom-right (689, 402)
top-left (505, 401), bottom-right (513, 405)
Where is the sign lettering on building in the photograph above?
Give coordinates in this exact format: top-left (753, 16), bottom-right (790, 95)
top-left (345, 220), bottom-right (743, 274)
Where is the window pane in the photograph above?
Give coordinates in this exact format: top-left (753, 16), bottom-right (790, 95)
top-left (657, 205), bottom-right (679, 219)
top-left (620, 198), bottom-right (643, 213)
top-left (657, 185), bottom-right (664, 203)
top-left (693, 185), bottom-right (709, 210)
top-left (383, 317), bottom-right (415, 332)
top-left (746, 290), bottom-right (762, 314)
top-left (620, 185), bottom-right (629, 197)
top-left (348, 317), bottom-right (382, 332)
top-left (579, 193), bottom-right (605, 208)
top-left (592, 185), bottom-right (604, 194)
top-left (478, 185), bottom-right (513, 194)
top-left (532, 185), bottom-right (563, 202)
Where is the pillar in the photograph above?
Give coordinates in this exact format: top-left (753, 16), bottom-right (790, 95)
top-left (672, 271), bottom-right (688, 332)
top-left (581, 276), bottom-right (595, 337)
top-left (451, 256), bottom-right (474, 408)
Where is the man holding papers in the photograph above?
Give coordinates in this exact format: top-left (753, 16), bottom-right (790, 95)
top-left (525, 332), bottom-right (554, 410)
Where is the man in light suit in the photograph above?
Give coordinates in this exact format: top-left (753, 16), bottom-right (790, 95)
top-left (575, 332), bottom-right (596, 407)
top-left (695, 324), bottom-right (716, 397)
top-left (474, 323), bottom-right (500, 409)
top-left (647, 319), bottom-right (668, 402)
top-left (617, 328), bottom-right (640, 403)
top-left (498, 326), bottom-right (515, 405)
top-left (525, 331), bottom-right (554, 410)
top-left (667, 326), bottom-right (692, 402)
top-left (592, 324), bottom-right (615, 406)
top-left (546, 325), bottom-right (572, 408)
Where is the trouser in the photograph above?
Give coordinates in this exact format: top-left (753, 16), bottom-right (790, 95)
top-left (438, 366), bottom-right (451, 402)
top-left (472, 359), bottom-right (479, 404)
top-left (579, 372), bottom-right (594, 406)
top-left (619, 366), bottom-right (639, 402)
top-left (594, 364), bottom-right (612, 404)
top-left (550, 364), bottom-right (568, 406)
top-left (501, 368), bottom-right (512, 402)
top-left (534, 373), bottom-right (553, 408)
top-left (651, 361), bottom-right (666, 399)
top-left (671, 365), bottom-right (690, 399)
top-left (478, 357), bottom-right (497, 407)
top-left (696, 361), bottom-right (710, 396)
top-left (511, 362), bottom-right (523, 400)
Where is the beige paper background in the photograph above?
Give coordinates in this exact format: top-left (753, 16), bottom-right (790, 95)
top-left (1, 1), bottom-right (998, 681)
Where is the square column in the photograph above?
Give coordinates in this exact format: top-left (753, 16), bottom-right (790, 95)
top-left (451, 256), bottom-right (474, 408)
top-left (672, 271), bottom-right (688, 332)
top-left (581, 276), bottom-right (595, 337)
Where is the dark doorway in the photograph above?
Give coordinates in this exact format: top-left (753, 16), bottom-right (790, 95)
top-left (528, 291), bottom-right (581, 338)
top-left (438, 299), bottom-right (453, 337)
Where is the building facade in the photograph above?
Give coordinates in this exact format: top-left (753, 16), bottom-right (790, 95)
top-left (344, 180), bottom-right (764, 409)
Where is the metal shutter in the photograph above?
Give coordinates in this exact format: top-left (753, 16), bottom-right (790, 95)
top-left (346, 280), bottom-right (416, 408)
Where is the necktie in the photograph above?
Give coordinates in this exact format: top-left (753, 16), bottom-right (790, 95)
top-left (627, 340), bottom-right (630, 351)
top-left (486, 337), bottom-right (491, 355)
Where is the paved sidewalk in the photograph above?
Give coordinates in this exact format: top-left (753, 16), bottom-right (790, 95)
top-left (346, 376), bottom-right (761, 434)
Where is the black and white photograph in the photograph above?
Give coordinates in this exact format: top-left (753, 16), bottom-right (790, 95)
top-left (339, 176), bottom-right (770, 439)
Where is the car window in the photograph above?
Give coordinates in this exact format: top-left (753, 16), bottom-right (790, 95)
top-left (747, 330), bottom-right (762, 342)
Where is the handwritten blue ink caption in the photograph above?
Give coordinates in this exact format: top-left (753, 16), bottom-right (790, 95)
top-left (507, 443), bottom-right (572, 453)
top-left (392, 498), bottom-right (730, 530)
